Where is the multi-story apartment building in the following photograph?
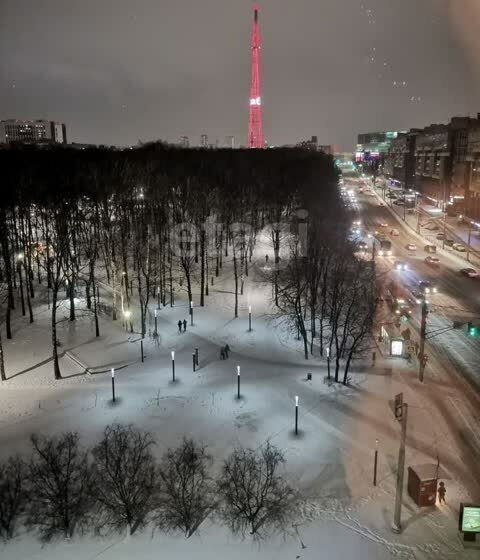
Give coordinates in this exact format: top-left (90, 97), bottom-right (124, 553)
top-left (0, 119), bottom-right (67, 144)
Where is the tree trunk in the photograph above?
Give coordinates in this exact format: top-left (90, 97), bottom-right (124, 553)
top-left (52, 286), bottom-right (61, 379)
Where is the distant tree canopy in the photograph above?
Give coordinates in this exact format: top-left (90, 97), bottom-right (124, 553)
top-left (0, 143), bottom-right (340, 217)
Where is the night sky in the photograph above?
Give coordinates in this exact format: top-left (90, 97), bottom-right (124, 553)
top-left (0, 0), bottom-right (478, 150)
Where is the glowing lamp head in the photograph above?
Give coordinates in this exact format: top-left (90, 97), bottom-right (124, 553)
top-left (237, 365), bottom-right (240, 376)
top-left (249, 305), bottom-right (252, 313)
top-left (111, 368), bottom-right (115, 378)
top-left (171, 351), bottom-right (175, 360)
top-left (295, 395), bottom-right (299, 407)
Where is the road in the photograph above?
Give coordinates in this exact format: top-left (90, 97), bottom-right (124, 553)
top-left (342, 179), bottom-right (480, 390)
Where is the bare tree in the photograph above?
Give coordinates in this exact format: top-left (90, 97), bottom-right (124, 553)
top-left (217, 442), bottom-right (295, 538)
top-left (0, 455), bottom-right (27, 540)
top-left (27, 432), bottom-right (93, 541)
top-left (156, 438), bottom-right (215, 537)
top-left (91, 424), bottom-right (158, 536)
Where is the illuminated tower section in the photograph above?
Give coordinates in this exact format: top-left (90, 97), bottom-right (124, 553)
top-left (248, 4), bottom-right (264, 148)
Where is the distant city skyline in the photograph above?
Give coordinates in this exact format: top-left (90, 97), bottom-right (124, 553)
top-left (1, 0), bottom-right (479, 151)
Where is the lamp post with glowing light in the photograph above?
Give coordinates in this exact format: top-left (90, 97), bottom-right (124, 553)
top-left (237, 365), bottom-right (241, 399)
top-left (190, 301), bottom-right (194, 326)
top-left (154, 309), bottom-right (158, 337)
top-left (248, 306), bottom-right (252, 332)
top-left (294, 395), bottom-right (299, 435)
top-left (373, 438), bottom-right (379, 486)
top-left (326, 347), bottom-right (331, 380)
top-left (171, 351), bottom-right (175, 382)
top-left (157, 286), bottom-right (161, 309)
top-left (111, 368), bottom-right (116, 402)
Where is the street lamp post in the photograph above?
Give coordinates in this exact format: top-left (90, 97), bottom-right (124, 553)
top-left (195, 347), bottom-right (199, 367)
top-left (326, 347), bottom-right (331, 380)
top-left (237, 365), bottom-right (241, 399)
top-left (171, 351), bottom-right (175, 382)
top-left (190, 301), bottom-right (194, 326)
top-left (373, 438), bottom-right (379, 486)
top-left (157, 286), bottom-right (161, 309)
top-left (111, 368), bottom-right (116, 402)
top-left (140, 339), bottom-right (144, 363)
top-left (248, 306), bottom-right (252, 332)
top-left (192, 352), bottom-right (196, 372)
top-left (154, 309), bottom-right (158, 337)
top-left (294, 395), bottom-right (299, 435)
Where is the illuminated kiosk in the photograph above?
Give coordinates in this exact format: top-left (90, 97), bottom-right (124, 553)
top-left (380, 325), bottom-right (405, 357)
top-left (459, 503), bottom-right (480, 543)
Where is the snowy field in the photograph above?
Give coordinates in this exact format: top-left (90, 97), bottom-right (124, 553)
top-left (0, 237), bottom-right (478, 560)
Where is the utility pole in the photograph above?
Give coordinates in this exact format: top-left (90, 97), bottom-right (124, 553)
top-left (392, 403), bottom-right (408, 533)
top-left (418, 300), bottom-right (428, 382)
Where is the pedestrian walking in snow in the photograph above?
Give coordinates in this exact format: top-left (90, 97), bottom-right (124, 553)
top-left (224, 343), bottom-right (230, 358)
top-left (177, 320), bottom-right (182, 333)
top-left (265, 254), bottom-right (269, 263)
top-left (220, 348), bottom-right (225, 360)
top-left (183, 319), bottom-right (187, 332)
top-left (438, 481), bottom-right (446, 504)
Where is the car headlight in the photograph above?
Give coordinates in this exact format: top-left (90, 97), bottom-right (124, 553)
top-left (433, 288), bottom-right (437, 293)
top-left (425, 288), bottom-right (430, 293)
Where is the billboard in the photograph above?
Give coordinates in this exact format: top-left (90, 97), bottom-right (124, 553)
top-left (459, 504), bottom-right (480, 533)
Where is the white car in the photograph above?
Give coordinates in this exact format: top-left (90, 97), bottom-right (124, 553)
top-left (394, 261), bottom-right (408, 271)
top-left (453, 243), bottom-right (466, 252)
top-left (391, 229), bottom-right (400, 236)
top-left (460, 268), bottom-right (479, 278)
top-left (406, 243), bottom-right (417, 251)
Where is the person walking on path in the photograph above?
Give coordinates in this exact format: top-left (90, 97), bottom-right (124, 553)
top-left (177, 320), bottom-right (182, 333)
top-left (438, 482), bottom-right (446, 504)
top-left (183, 319), bottom-right (187, 332)
top-left (224, 343), bottom-right (231, 359)
top-left (265, 254), bottom-right (269, 263)
top-left (220, 348), bottom-right (225, 360)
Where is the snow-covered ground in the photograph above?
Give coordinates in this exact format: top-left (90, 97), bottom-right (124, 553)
top-left (0, 235), bottom-right (479, 559)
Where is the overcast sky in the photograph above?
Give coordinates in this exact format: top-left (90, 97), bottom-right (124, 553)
top-left (0, 0), bottom-right (478, 150)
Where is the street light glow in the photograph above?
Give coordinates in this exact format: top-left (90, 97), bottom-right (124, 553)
top-left (111, 368), bottom-right (115, 378)
top-left (237, 365), bottom-right (240, 376)
top-left (295, 395), bottom-right (299, 407)
top-left (171, 351), bottom-right (175, 360)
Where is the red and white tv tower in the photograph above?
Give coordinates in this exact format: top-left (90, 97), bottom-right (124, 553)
top-left (248, 4), bottom-right (264, 149)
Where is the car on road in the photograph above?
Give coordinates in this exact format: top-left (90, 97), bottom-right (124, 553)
top-left (436, 232), bottom-right (445, 240)
top-left (390, 229), bottom-right (400, 236)
top-left (387, 192), bottom-right (397, 199)
top-left (444, 239), bottom-right (454, 247)
top-left (393, 199), bottom-right (405, 206)
top-left (394, 261), bottom-right (408, 271)
top-left (453, 243), bottom-right (466, 252)
top-left (378, 222), bottom-right (389, 229)
top-left (357, 242), bottom-right (368, 253)
top-left (424, 244), bottom-right (437, 253)
top-left (411, 290), bottom-right (430, 305)
top-left (406, 243), bottom-right (417, 251)
top-left (419, 280), bottom-right (438, 294)
top-left (460, 268), bottom-right (479, 278)
top-left (425, 256), bottom-right (440, 267)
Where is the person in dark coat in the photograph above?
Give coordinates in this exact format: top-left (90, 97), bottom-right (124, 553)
top-left (220, 348), bottom-right (225, 360)
top-left (265, 254), bottom-right (269, 263)
top-left (177, 320), bottom-right (182, 333)
top-left (438, 481), bottom-right (446, 504)
top-left (224, 344), bottom-right (230, 358)
top-left (183, 319), bottom-right (187, 332)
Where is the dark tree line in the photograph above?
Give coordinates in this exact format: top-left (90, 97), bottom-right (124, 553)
top-left (0, 424), bottom-right (294, 542)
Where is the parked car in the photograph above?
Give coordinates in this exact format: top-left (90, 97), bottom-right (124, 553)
top-left (460, 268), bottom-right (479, 278)
top-left (436, 232), bottom-right (445, 240)
top-left (391, 229), bottom-right (400, 236)
top-left (387, 192), bottom-right (397, 199)
top-left (424, 244), bottom-right (437, 253)
top-left (393, 200), bottom-right (405, 206)
top-left (425, 256), bottom-right (440, 267)
top-left (444, 239), bottom-right (454, 247)
top-left (453, 243), bottom-right (466, 252)
top-left (406, 243), bottom-right (417, 251)
top-left (407, 208), bottom-right (416, 214)
top-left (378, 223), bottom-right (389, 229)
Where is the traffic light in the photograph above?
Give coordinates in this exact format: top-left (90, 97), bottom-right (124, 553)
top-left (468, 322), bottom-right (478, 337)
